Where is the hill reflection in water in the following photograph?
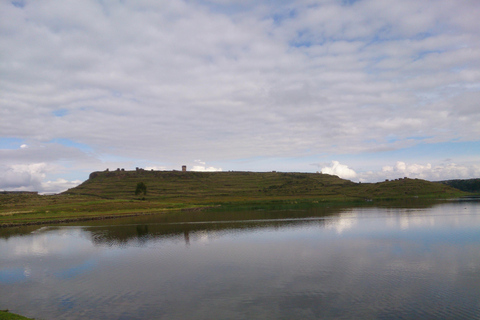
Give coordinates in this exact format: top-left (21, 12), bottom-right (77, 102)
top-left (83, 200), bottom-right (445, 248)
top-left (86, 207), bottom-right (342, 247)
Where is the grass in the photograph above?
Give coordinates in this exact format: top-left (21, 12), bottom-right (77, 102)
top-left (0, 310), bottom-right (33, 320)
top-left (0, 170), bottom-right (467, 227)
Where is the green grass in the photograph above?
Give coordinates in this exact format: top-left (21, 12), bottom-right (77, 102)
top-left (72, 171), bottom-right (355, 201)
top-left (0, 310), bottom-right (33, 320)
top-left (0, 170), bottom-right (467, 227)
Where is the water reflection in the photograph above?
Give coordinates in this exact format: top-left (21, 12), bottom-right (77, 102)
top-left (80, 207), bottom-right (341, 247)
top-left (1, 201), bottom-right (480, 320)
top-left (78, 201), bottom-right (480, 249)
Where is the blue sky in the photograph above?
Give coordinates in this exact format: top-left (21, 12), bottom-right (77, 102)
top-left (1, 0), bottom-right (479, 193)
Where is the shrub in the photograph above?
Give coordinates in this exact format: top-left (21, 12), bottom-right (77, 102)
top-left (135, 182), bottom-right (147, 196)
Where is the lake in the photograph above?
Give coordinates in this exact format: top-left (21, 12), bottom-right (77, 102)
top-left (1, 199), bottom-right (480, 319)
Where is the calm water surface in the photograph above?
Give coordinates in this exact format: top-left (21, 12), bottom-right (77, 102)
top-left (1, 200), bottom-right (480, 319)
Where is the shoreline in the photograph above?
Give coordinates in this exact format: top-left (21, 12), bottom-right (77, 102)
top-left (0, 196), bottom-right (457, 229)
top-left (0, 205), bottom-right (220, 229)
top-left (0, 211), bottom-right (161, 228)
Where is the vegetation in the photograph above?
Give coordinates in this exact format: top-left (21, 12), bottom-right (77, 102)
top-left (0, 170), bottom-right (468, 227)
top-left (438, 178), bottom-right (480, 193)
top-left (135, 182), bottom-right (147, 196)
top-left (0, 310), bottom-right (33, 320)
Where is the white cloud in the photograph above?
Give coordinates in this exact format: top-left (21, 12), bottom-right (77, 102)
top-left (40, 179), bottom-right (83, 194)
top-left (0, 0), bottom-right (479, 185)
top-left (144, 166), bottom-right (168, 171)
top-left (191, 166), bottom-right (223, 172)
top-left (0, 163), bottom-right (48, 190)
top-left (360, 161), bottom-right (480, 182)
top-left (321, 161), bottom-right (357, 180)
top-left (0, 163), bottom-right (81, 194)
top-left (191, 160), bottom-right (223, 172)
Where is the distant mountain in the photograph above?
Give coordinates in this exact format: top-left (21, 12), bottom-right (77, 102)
top-left (438, 179), bottom-right (480, 193)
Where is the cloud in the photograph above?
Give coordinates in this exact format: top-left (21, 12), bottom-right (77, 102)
top-left (0, 0), bottom-right (479, 186)
top-left (2, 0), bottom-right (478, 156)
top-left (0, 163), bottom-right (48, 190)
top-left (191, 166), bottom-right (223, 172)
top-left (0, 163), bottom-right (81, 194)
top-left (40, 178), bottom-right (83, 194)
top-left (321, 161), bottom-right (357, 180)
top-left (191, 160), bottom-right (223, 172)
top-left (359, 161), bottom-right (480, 182)
top-left (144, 166), bottom-right (168, 171)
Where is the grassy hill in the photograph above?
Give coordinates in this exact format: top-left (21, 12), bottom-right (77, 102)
top-left (67, 170), bottom-right (464, 202)
top-left (0, 170), bottom-right (467, 227)
top-left (66, 170), bottom-right (355, 202)
top-left (438, 178), bottom-right (480, 193)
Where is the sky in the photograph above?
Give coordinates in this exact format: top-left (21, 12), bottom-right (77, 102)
top-left (1, 0), bottom-right (480, 194)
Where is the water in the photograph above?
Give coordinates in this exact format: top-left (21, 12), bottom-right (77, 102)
top-left (1, 200), bottom-right (480, 319)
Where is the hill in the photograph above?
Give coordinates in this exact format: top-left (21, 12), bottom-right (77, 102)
top-left (438, 178), bottom-right (480, 193)
top-left (65, 169), bottom-right (463, 203)
top-left (65, 170), bottom-right (356, 202)
top-left (0, 170), bottom-right (467, 227)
